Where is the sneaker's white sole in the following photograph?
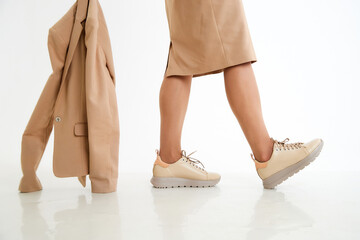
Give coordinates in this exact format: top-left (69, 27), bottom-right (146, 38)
top-left (150, 177), bottom-right (221, 188)
top-left (262, 139), bottom-right (324, 189)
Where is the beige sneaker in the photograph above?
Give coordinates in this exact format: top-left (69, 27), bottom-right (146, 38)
top-left (251, 137), bottom-right (324, 189)
top-left (150, 149), bottom-right (221, 188)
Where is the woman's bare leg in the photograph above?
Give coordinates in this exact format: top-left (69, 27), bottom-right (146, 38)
top-left (224, 62), bottom-right (273, 162)
top-left (159, 75), bottom-right (192, 164)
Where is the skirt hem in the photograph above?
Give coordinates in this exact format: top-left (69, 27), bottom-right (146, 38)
top-left (164, 58), bottom-right (257, 78)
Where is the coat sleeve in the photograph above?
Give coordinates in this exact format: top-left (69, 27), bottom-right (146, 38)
top-left (18, 28), bottom-right (67, 192)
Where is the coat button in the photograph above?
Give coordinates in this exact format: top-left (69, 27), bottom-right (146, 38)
top-left (55, 116), bottom-right (61, 122)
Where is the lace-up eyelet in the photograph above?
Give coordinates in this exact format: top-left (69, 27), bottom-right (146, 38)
top-left (272, 138), bottom-right (304, 153)
top-left (181, 149), bottom-right (206, 171)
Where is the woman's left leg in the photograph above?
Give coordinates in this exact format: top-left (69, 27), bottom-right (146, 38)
top-left (223, 62), bottom-right (324, 189)
top-left (223, 62), bottom-right (273, 162)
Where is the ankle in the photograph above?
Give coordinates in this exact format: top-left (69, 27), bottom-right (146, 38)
top-left (159, 150), bottom-right (182, 164)
top-left (254, 152), bottom-right (272, 162)
top-left (253, 139), bottom-right (274, 162)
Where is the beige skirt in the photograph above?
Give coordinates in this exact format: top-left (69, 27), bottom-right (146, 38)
top-left (164, 0), bottom-right (257, 78)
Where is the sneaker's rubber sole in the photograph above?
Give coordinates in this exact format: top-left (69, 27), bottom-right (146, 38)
top-left (262, 139), bottom-right (324, 189)
top-left (150, 176), bottom-right (221, 188)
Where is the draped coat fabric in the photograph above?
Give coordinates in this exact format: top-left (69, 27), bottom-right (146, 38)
top-left (18, 0), bottom-right (120, 193)
top-left (164, 0), bottom-right (257, 78)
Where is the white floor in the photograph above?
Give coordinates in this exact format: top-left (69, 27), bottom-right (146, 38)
top-left (1, 170), bottom-right (359, 240)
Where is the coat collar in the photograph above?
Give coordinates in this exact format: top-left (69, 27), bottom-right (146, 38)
top-left (75, 0), bottom-right (89, 22)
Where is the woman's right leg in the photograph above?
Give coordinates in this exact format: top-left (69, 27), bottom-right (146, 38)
top-left (159, 75), bottom-right (192, 164)
top-left (152, 74), bottom-right (221, 188)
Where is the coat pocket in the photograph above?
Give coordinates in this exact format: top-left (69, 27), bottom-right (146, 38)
top-left (74, 122), bottom-right (88, 136)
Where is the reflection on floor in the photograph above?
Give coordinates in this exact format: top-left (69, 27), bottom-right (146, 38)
top-left (2, 171), bottom-right (360, 240)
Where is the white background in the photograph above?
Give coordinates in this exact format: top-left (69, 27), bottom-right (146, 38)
top-left (1, 1), bottom-right (360, 240)
top-left (1, 0), bottom-right (359, 179)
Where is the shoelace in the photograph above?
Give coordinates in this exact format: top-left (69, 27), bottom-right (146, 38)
top-left (250, 137), bottom-right (304, 161)
top-left (181, 150), bottom-right (206, 171)
top-left (273, 137), bottom-right (304, 151)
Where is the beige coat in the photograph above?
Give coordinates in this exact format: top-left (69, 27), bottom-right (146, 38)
top-left (164, 0), bottom-right (257, 78)
top-left (18, 0), bottom-right (120, 193)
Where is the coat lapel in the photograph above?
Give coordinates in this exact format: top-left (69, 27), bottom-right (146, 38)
top-left (61, 0), bottom-right (89, 83)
